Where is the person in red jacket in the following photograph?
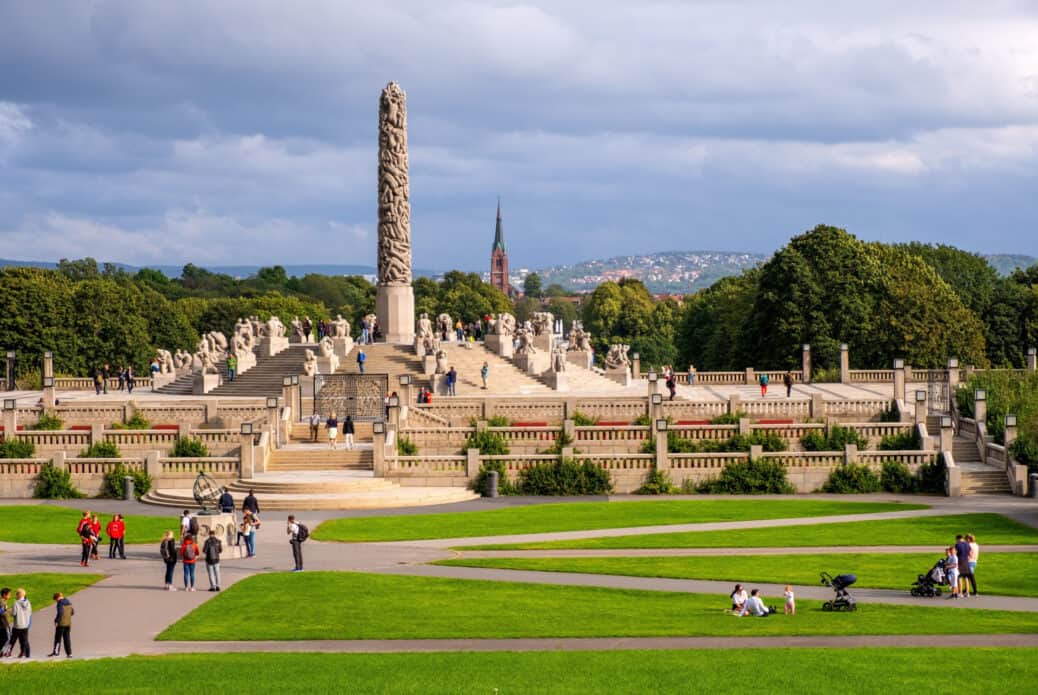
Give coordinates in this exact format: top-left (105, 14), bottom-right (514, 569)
top-left (75, 510), bottom-right (91, 536)
top-left (89, 514), bottom-right (102, 560)
top-left (106, 514), bottom-right (126, 560)
top-left (179, 534), bottom-right (200, 592)
top-left (78, 521), bottom-right (97, 567)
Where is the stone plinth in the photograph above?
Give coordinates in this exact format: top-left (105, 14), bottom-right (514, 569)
top-left (192, 512), bottom-right (243, 558)
top-left (545, 371), bottom-right (569, 391)
top-left (423, 355), bottom-right (437, 376)
top-left (150, 372), bottom-right (177, 391)
top-left (376, 284), bottom-right (415, 344)
top-left (604, 368), bottom-right (632, 386)
top-left (532, 332), bottom-right (552, 352)
top-left (192, 372), bottom-right (220, 395)
top-left (415, 338), bottom-right (427, 358)
top-left (430, 373), bottom-right (448, 395)
top-left (514, 352), bottom-right (549, 375)
top-left (331, 337), bottom-right (354, 358)
top-left (259, 336), bottom-right (289, 358)
top-left (236, 351), bottom-right (257, 375)
top-left (316, 355), bottom-right (339, 374)
top-left (566, 350), bottom-right (593, 370)
top-left (485, 334), bottom-right (513, 358)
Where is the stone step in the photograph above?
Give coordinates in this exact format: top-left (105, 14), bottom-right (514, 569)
top-left (227, 479), bottom-right (396, 494)
top-left (142, 486), bottom-right (478, 510)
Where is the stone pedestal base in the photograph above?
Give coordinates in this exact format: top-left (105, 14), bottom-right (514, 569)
top-left (545, 371), bottom-right (569, 391)
top-left (566, 350), bottom-right (593, 370)
top-left (485, 334), bottom-right (514, 358)
top-left (430, 373), bottom-right (448, 395)
top-left (193, 372), bottom-right (220, 395)
top-left (423, 355), bottom-right (436, 376)
top-left (376, 284), bottom-right (415, 344)
top-left (151, 372), bottom-right (177, 391)
top-left (332, 337), bottom-right (354, 359)
top-left (604, 368), bottom-right (632, 387)
top-left (289, 335), bottom-right (311, 344)
top-left (316, 355), bottom-right (339, 373)
top-left (193, 512), bottom-right (245, 558)
top-left (515, 352), bottom-right (550, 375)
top-left (235, 351), bottom-right (257, 375)
top-left (415, 338), bottom-right (431, 358)
top-left (532, 333), bottom-right (552, 352)
top-left (260, 336), bottom-right (289, 358)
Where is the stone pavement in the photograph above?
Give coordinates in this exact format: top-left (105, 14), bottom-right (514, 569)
top-left (1, 494), bottom-right (1036, 660)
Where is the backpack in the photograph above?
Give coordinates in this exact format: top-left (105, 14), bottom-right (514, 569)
top-left (183, 542), bottom-right (197, 562)
top-left (296, 524), bottom-right (310, 542)
top-left (188, 517), bottom-right (200, 536)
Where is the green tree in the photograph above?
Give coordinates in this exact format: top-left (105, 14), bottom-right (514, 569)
top-left (546, 298), bottom-right (578, 328)
top-left (544, 283), bottom-right (568, 298)
top-left (0, 267), bottom-right (76, 374)
top-left (71, 279), bottom-right (153, 373)
top-left (676, 271), bottom-right (758, 370)
top-left (523, 272), bottom-right (543, 298)
top-left (57, 258), bottom-right (100, 281)
top-left (900, 242), bottom-right (999, 317)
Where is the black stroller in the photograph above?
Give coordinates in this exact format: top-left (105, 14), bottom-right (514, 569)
top-left (910, 557), bottom-right (946, 597)
top-left (820, 572), bottom-right (857, 611)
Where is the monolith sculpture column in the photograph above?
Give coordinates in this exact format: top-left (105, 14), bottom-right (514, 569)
top-left (375, 81), bottom-right (416, 344)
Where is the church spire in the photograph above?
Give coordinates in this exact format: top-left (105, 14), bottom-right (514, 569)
top-left (492, 197), bottom-right (506, 253)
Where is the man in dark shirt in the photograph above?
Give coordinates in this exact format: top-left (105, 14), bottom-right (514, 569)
top-left (218, 489), bottom-right (234, 514)
top-left (954, 534), bottom-right (975, 597)
top-left (242, 490), bottom-right (259, 515)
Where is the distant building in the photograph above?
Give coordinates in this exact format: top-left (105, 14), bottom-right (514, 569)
top-left (490, 199), bottom-right (510, 296)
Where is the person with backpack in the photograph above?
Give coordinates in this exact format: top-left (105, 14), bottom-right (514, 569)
top-left (106, 513), bottom-right (126, 559)
top-left (783, 371), bottom-right (794, 398)
top-left (287, 515), bottom-right (307, 572)
top-left (203, 530), bottom-right (223, 592)
top-left (0, 587), bottom-right (12, 657)
top-left (78, 518), bottom-right (97, 567)
top-left (10, 588), bottom-right (30, 658)
top-left (188, 514), bottom-right (200, 539)
top-left (90, 514), bottom-right (102, 560)
top-left (759, 372), bottom-right (769, 397)
top-left (49, 592), bottom-right (74, 658)
top-left (160, 530), bottom-right (178, 591)
top-left (343, 414), bottom-right (355, 451)
top-left (180, 534), bottom-right (200, 591)
top-left (180, 510), bottom-right (192, 539)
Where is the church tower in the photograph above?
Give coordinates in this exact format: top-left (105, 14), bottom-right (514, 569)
top-left (490, 199), bottom-right (510, 295)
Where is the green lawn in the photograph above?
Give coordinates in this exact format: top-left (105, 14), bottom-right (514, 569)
top-left (461, 513), bottom-right (1038, 550)
top-left (0, 505), bottom-right (178, 544)
top-left (1, 650), bottom-right (1036, 694)
top-left (158, 571), bottom-right (1038, 641)
top-left (438, 552), bottom-right (1038, 597)
top-left (313, 500), bottom-right (927, 542)
top-left (0, 573), bottom-right (104, 610)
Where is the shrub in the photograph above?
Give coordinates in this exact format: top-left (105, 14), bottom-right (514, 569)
top-left (471, 459), bottom-right (515, 496)
top-left (812, 367), bottom-right (841, 383)
top-left (801, 425), bottom-right (868, 452)
top-left (15, 369), bottom-right (42, 391)
top-left (1011, 436), bottom-right (1038, 473)
top-left (102, 463), bottom-right (153, 499)
top-left (396, 436), bottom-right (418, 456)
top-left (822, 463), bottom-right (881, 493)
top-left (710, 411), bottom-right (745, 425)
top-left (631, 413), bottom-right (651, 426)
top-left (171, 437), bottom-right (210, 458)
top-left (486, 415), bottom-right (511, 428)
top-left (878, 428), bottom-right (921, 451)
top-left (880, 401), bottom-right (901, 423)
top-left (543, 430), bottom-right (574, 455)
top-left (636, 468), bottom-right (677, 495)
top-left (113, 413), bottom-right (151, 430)
top-left (918, 457), bottom-right (948, 493)
top-left (571, 411), bottom-right (599, 427)
top-left (80, 441), bottom-right (121, 458)
top-left (880, 460), bottom-right (917, 493)
top-left (0, 437), bottom-right (36, 458)
top-left (32, 412), bottom-right (64, 431)
top-left (696, 459), bottom-right (795, 494)
top-left (516, 458), bottom-right (613, 496)
top-left (645, 431), bottom-right (788, 454)
top-left (34, 462), bottom-right (84, 499)
top-left (463, 430), bottom-right (509, 456)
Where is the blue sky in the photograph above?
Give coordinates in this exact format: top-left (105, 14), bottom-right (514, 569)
top-left (1, 1), bottom-right (1037, 271)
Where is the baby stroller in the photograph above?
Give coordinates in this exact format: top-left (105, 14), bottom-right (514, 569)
top-left (820, 572), bottom-right (857, 611)
top-left (910, 557), bottom-right (946, 597)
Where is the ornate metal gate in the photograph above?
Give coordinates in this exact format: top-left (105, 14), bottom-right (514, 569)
top-left (312, 373), bottom-right (388, 421)
top-left (927, 372), bottom-right (950, 415)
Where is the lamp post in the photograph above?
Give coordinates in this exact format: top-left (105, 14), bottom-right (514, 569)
top-left (892, 358), bottom-right (906, 402)
top-left (914, 389), bottom-right (927, 425)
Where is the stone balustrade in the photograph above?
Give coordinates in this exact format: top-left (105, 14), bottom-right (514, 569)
top-left (158, 456), bottom-right (240, 475)
top-left (54, 377), bottom-right (154, 391)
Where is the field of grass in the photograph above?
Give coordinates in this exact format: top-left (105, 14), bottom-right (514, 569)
top-left (0, 573), bottom-right (104, 610)
top-left (158, 571), bottom-right (1038, 641)
top-left (0, 505), bottom-right (178, 544)
top-left (438, 552), bottom-right (1038, 597)
top-left (1, 650), bottom-right (1036, 694)
top-left (313, 500), bottom-right (926, 542)
top-left (460, 513), bottom-right (1038, 550)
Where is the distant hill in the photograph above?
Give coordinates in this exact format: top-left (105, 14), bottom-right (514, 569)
top-left (536, 251), bottom-right (768, 294)
top-left (0, 259), bottom-right (442, 280)
top-left (985, 254), bottom-right (1036, 275)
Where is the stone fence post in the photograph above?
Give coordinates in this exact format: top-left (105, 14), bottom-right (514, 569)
top-left (240, 433), bottom-right (255, 479)
top-left (632, 353), bottom-right (641, 378)
top-left (727, 394), bottom-right (741, 416)
top-left (892, 359), bottom-right (906, 403)
top-left (50, 451), bottom-right (65, 471)
top-left (144, 450), bottom-right (159, 478)
top-left (844, 443), bottom-right (858, 465)
top-left (801, 344), bottom-right (812, 384)
top-left (839, 343), bottom-right (850, 384)
top-left (1027, 348), bottom-right (1036, 371)
top-left (939, 418), bottom-right (954, 453)
top-left (744, 367), bottom-right (755, 386)
top-left (749, 444), bottom-right (762, 461)
top-left (2, 404), bottom-right (16, 435)
top-left (738, 418), bottom-right (751, 436)
top-left (372, 427), bottom-right (386, 476)
top-left (913, 389), bottom-right (927, 425)
top-left (655, 430), bottom-right (668, 472)
top-left (90, 423), bottom-right (104, 446)
top-left (465, 448), bottom-right (480, 478)
top-left (809, 394), bottom-right (825, 419)
top-left (973, 390), bottom-right (987, 428)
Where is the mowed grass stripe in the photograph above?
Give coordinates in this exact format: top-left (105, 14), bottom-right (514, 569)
top-left (459, 513), bottom-right (1037, 550)
top-left (0, 573), bottom-right (105, 610)
top-left (437, 552), bottom-right (1038, 598)
top-left (0, 505), bottom-right (179, 544)
top-left (313, 500), bottom-right (926, 542)
top-left (158, 571), bottom-right (1038, 641)
top-left (1, 650), bottom-right (1037, 694)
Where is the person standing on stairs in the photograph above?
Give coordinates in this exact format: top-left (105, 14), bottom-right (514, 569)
top-left (357, 348), bottom-right (366, 374)
top-left (309, 412), bottom-right (321, 442)
top-left (481, 362), bottom-right (489, 389)
top-left (447, 366), bottom-right (457, 396)
top-left (226, 353), bottom-right (237, 382)
top-left (327, 411), bottom-right (339, 450)
top-left (343, 414), bottom-right (355, 450)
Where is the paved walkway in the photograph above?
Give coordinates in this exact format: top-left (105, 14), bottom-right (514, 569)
top-left (2, 494), bottom-right (1036, 660)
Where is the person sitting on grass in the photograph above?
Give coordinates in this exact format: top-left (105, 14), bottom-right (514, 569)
top-left (738, 589), bottom-right (776, 617)
top-left (730, 584), bottom-right (748, 613)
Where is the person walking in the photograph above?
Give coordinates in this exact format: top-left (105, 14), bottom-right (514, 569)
top-left (666, 373), bottom-right (677, 401)
top-left (218, 488), bottom-right (234, 514)
top-left (357, 348), bottom-right (366, 374)
top-left (758, 372), bottom-right (769, 398)
top-left (78, 518), bottom-right (97, 567)
top-left (243, 489), bottom-right (260, 516)
top-left (343, 414), bottom-right (355, 451)
top-left (126, 366), bottom-right (135, 394)
top-left (106, 514), bottom-right (126, 559)
top-left (160, 530), bottom-right (178, 591)
top-left (309, 411), bottom-right (321, 442)
top-left (226, 353), bottom-right (237, 382)
top-left (455, 318), bottom-right (464, 342)
top-left (481, 362), bottom-right (489, 390)
top-left (241, 510), bottom-right (260, 558)
top-left (10, 589), bottom-right (31, 658)
top-left (49, 592), bottom-right (73, 658)
top-left (360, 317), bottom-right (369, 345)
top-left (180, 534), bottom-right (199, 591)
top-left (101, 363), bottom-right (110, 395)
top-left (783, 372), bottom-right (793, 398)
top-left (447, 367), bottom-right (457, 396)
top-left (944, 546), bottom-right (960, 599)
top-left (967, 534), bottom-right (980, 596)
top-left (117, 366), bottom-right (126, 391)
top-left (287, 515), bottom-right (305, 572)
top-left (90, 514), bottom-right (101, 560)
top-left (0, 587), bottom-right (12, 657)
top-left (179, 510), bottom-right (192, 540)
top-left (203, 530), bottom-right (223, 592)
top-left (326, 411), bottom-right (339, 450)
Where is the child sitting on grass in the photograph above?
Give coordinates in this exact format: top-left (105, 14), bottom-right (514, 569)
top-left (784, 585), bottom-right (795, 615)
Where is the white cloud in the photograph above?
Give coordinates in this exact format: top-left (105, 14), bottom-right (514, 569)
top-left (0, 102), bottom-right (32, 153)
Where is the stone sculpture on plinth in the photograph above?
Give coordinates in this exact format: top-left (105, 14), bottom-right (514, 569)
top-left (485, 312), bottom-right (516, 357)
top-left (604, 343), bottom-right (633, 386)
top-left (375, 81), bottom-right (416, 343)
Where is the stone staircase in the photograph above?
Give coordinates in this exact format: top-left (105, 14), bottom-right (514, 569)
top-left (952, 433), bottom-right (1012, 495)
top-left (153, 371), bottom-right (199, 396)
top-left (208, 345), bottom-right (311, 398)
top-left (534, 361), bottom-right (631, 393)
top-left (266, 446), bottom-right (374, 471)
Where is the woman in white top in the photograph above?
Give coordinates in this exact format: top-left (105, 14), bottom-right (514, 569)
top-left (730, 584), bottom-right (748, 612)
top-left (967, 534), bottom-right (979, 595)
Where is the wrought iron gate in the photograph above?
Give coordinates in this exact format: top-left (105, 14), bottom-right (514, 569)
top-left (927, 372), bottom-right (950, 415)
top-left (312, 373), bottom-right (388, 421)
